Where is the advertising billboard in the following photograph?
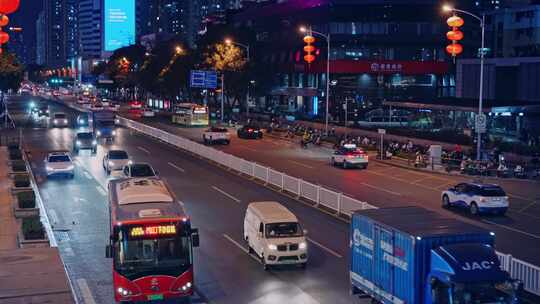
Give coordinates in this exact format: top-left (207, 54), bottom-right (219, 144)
top-left (104, 0), bottom-right (135, 52)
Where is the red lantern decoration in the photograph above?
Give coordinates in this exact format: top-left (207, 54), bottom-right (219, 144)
top-left (447, 15), bottom-right (464, 28)
top-left (446, 44), bottom-right (463, 56)
top-left (446, 30), bottom-right (464, 41)
top-left (303, 35), bottom-right (315, 44)
top-left (0, 31), bottom-right (9, 44)
top-left (0, 14), bottom-right (8, 27)
top-left (304, 54), bottom-right (315, 63)
top-left (0, 0), bottom-right (20, 14)
top-left (303, 45), bottom-right (315, 53)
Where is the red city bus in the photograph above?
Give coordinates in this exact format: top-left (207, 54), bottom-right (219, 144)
top-left (106, 177), bottom-right (199, 303)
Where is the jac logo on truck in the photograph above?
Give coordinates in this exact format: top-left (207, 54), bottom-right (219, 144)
top-left (461, 261), bottom-right (495, 271)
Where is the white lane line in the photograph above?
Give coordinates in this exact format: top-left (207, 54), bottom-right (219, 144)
top-left (306, 237), bottom-right (343, 258)
top-left (137, 146), bottom-right (150, 154)
top-left (361, 182), bottom-right (401, 196)
top-left (83, 171), bottom-right (92, 179)
top-left (222, 234), bottom-right (261, 263)
top-left (212, 186), bottom-right (241, 203)
top-left (64, 246), bottom-right (75, 257)
top-left (223, 234), bottom-right (248, 254)
top-left (76, 278), bottom-right (97, 304)
top-left (96, 185), bottom-right (107, 196)
top-left (481, 219), bottom-right (540, 239)
top-left (49, 209), bottom-right (59, 225)
top-left (288, 160), bottom-right (315, 169)
top-left (168, 162), bottom-right (185, 173)
top-left (240, 146), bottom-right (258, 153)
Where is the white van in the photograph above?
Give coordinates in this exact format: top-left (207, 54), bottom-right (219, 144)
top-left (243, 201), bottom-right (308, 269)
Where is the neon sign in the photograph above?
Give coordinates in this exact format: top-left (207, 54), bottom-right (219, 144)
top-left (130, 225), bottom-right (176, 237)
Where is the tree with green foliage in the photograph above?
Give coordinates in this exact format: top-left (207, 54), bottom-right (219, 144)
top-left (0, 52), bottom-right (24, 92)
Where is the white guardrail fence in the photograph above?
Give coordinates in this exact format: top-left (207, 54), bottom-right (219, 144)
top-left (115, 116), bottom-right (540, 297)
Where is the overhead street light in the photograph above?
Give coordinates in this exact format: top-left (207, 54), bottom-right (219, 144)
top-left (442, 3), bottom-right (486, 160)
top-left (299, 25), bottom-right (331, 136)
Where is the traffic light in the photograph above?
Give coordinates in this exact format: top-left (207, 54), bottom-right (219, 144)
top-left (303, 35), bottom-right (316, 63)
top-left (446, 15), bottom-right (464, 57)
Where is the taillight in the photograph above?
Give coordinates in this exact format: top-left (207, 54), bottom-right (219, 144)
top-left (248, 129), bottom-right (253, 132)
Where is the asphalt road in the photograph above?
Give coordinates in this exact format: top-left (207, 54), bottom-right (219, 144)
top-left (11, 95), bottom-right (369, 304)
top-left (134, 117), bottom-right (540, 265)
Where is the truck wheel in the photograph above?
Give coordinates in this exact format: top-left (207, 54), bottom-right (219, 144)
top-left (442, 195), bottom-right (451, 208)
top-left (470, 202), bottom-right (479, 216)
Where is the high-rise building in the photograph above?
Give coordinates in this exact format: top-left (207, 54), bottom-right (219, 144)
top-left (43, 0), bottom-right (68, 68)
top-left (36, 11), bottom-right (46, 65)
top-left (79, 0), bottom-right (102, 59)
top-left (137, 0), bottom-right (190, 44)
top-left (66, 0), bottom-right (79, 61)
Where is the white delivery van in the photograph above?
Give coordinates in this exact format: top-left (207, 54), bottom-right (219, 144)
top-left (243, 201), bottom-right (308, 270)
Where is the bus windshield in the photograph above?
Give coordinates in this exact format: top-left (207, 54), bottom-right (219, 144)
top-left (114, 224), bottom-right (192, 280)
top-left (452, 281), bottom-right (515, 304)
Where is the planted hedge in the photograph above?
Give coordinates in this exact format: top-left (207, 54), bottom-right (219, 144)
top-left (9, 149), bottom-right (22, 160)
top-left (13, 174), bottom-right (30, 188)
top-left (17, 191), bottom-right (36, 209)
top-left (22, 217), bottom-right (45, 240)
top-left (11, 160), bottom-right (27, 172)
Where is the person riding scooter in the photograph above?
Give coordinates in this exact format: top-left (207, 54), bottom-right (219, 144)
top-left (301, 131), bottom-right (310, 148)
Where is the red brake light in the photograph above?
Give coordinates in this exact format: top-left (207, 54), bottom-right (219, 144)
top-left (248, 129), bottom-right (253, 132)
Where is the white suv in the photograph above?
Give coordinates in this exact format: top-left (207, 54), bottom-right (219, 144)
top-left (45, 152), bottom-right (74, 178)
top-left (103, 150), bottom-right (131, 175)
top-left (442, 183), bottom-right (509, 216)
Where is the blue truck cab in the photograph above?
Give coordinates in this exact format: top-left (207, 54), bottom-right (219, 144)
top-left (92, 110), bottom-right (116, 141)
top-left (350, 207), bottom-right (522, 304)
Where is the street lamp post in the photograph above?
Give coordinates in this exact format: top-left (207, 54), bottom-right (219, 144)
top-left (443, 5), bottom-right (486, 160)
top-left (300, 26), bottom-right (331, 135)
top-left (225, 39), bottom-right (251, 118)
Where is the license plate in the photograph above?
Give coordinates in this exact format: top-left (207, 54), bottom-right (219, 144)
top-left (148, 294), bottom-right (164, 300)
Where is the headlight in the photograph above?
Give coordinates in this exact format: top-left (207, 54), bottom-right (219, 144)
top-left (96, 131), bottom-right (101, 136)
top-left (108, 161), bottom-right (114, 166)
top-left (299, 242), bottom-right (307, 250)
top-left (268, 244), bottom-right (277, 251)
top-left (46, 166), bottom-right (53, 171)
top-left (76, 140), bottom-right (81, 146)
top-left (46, 109), bottom-right (49, 113)
top-left (116, 287), bottom-right (132, 297)
top-left (179, 282), bottom-right (192, 292)
top-left (112, 130), bottom-right (117, 136)
top-left (92, 140), bottom-right (97, 145)
top-left (128, 160), bottom-right (133, 165)
top-left (66, 165), bottom-right (74, 170)
top-left (63, 119), bottom-right (68, 123)
top-left (53, 119), bottom-right (58, 124)
top-left (115, 119), bottom-right (120, 124)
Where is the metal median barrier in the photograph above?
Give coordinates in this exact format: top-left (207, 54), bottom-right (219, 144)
top-left (117, 116), bottom-right (539, 296)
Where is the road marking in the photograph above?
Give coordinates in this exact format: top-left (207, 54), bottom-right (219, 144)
top-left (168, 162), bottom-right (185, 173)
top-left (42, 191), bottom-right (50, 200)
top-left (223, 234), bottom-right (248, 254)
top-left (76, 278), bottom-right (97, 304)
top-left (96, 185), bottom-right (107, 196)
top-left (83, 171), bottom-right (92, 179)
top-left (212, 186), bottom-right (241, 203)
top-left (49, 209), bottom-right (59, 225)
top-left (481, 219), bottom-right (540, 239)
top-left (222, 234), bottom-right (261, 263)
top-left (64, 246), bottom-right (75, 257)
top-left (518, 200), bottom-right (538, 213)
top-left (137, 146), bottom-right (150, 154)
top-left (306, 237), bottom-right (343, 258)
top-left (288, 160), bottom-right (315, 169)
top-left (507, 193), bottom-right (535, 202)
top-left (361, 182), bottom-right (401, 196)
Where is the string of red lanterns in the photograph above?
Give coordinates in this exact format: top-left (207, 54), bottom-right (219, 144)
top-left (446, 15), bottom-right (464, 57)
top-left (303, 35), bottom-right (316, 63)
top-left (0, 0), bottom-right (21, 55)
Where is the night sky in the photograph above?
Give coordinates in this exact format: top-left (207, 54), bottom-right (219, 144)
top-left (8, 1), bottom-right (43, 63)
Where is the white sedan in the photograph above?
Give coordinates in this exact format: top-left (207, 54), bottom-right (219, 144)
top-left (441, 183), bottom-right (509, 216)
top-left (330, 144), bottom-right (369, 169)
top-left (103, 150), bottom-right (131, 175)
top-left (45, 152), bottom-right (74, 178)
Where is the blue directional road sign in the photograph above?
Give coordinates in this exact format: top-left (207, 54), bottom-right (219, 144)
top-left (190, 70), bottom-right (218, 89)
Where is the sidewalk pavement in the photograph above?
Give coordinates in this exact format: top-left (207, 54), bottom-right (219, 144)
top-left (0, 147), bottom-right (75, 303)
